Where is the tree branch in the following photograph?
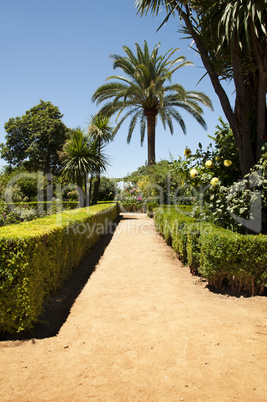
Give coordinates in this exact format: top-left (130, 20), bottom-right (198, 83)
top-left (180, 6), bottom-right (237, 136)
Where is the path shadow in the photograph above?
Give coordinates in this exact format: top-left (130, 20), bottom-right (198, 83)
top-left (0, 216), bottom-right (121, 342)
top-left (206, 281), bottom-right (267, 298)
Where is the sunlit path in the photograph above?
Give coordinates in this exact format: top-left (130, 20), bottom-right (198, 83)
top-left (0, 213), bottom-right (266, 401)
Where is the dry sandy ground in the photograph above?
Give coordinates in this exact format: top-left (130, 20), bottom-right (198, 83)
top-left (0, 213), bottom-right (267, 402)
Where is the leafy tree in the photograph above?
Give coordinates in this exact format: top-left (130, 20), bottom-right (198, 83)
top-left (92, 40), bottom-right (212, 166)
top-left (98, 176), bottom-right (117, 201)
top-left (136, 0), bottom-right (267, 175)
top-left (0, 100), bottom-right (69, 174)
top-left (87, 114), bottom-right (114, 204)
top-left (59, 128), bottom-right (107, 206)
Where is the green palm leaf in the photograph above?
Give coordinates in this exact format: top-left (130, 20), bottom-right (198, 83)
top-left (92, 40), bottom-right (212, 165)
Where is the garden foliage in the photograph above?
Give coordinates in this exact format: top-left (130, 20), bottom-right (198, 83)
top-left (0, 202), bottom-right (119, 334)
top-left (0, 201), bottom-right (79, 227)
top-left (154, 207), bottom-right (267, 296)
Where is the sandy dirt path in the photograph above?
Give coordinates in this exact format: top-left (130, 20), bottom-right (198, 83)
top-left (0, 213), bottom-right (267, 401)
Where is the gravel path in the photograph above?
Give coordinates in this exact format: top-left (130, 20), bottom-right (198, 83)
top-left (0, 213), bottom-right (267, 401)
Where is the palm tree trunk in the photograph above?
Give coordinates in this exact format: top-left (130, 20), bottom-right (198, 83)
top-left (85, 173), bottom-right (89, 207)
top-left (92, 174), bottom-right (100, 205)
top-left (145, 109), bottom-right (157, 165)
top-left (92, 138), bottom-right (102, 204)
top-left (89, 174), bottom-right (93, 205)
top-left (77, 178), bottom-right (85, 208)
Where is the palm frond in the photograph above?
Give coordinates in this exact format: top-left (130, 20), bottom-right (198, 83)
top-left (92, 37), bottom-right (212, 162)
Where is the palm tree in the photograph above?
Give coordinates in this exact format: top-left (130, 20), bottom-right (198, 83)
top-left (87, 114), bottom-right (115, 204)
top-left (92, 40), bottom-right (213, 166)
top-left (59, 128), bottom-right (107, 207)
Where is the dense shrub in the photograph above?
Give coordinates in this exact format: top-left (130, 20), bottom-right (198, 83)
top-left (0, 202), bottom-right (119, 334)
top-left (154, 207), bottom-right (267, 296)
top-left (199, 230), bottom-right (267, 295)
top-left (98, 177), bottom-right (116, 201)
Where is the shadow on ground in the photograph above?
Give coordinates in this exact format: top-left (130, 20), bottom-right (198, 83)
top-left (0, 216), bottom-right (121, 342)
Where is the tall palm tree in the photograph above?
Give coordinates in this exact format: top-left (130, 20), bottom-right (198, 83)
top-left (87, 114), bottom-right (114, 204)
top-left (59, 128), bottom-right (107, 207)
top-left (92, 40), bottom-right (213, 166)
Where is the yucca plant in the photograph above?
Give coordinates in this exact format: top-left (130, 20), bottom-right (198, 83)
top-left (59, 128), bottom-right (108, 206)
top-left (87, 114), bottom-right (114, 204)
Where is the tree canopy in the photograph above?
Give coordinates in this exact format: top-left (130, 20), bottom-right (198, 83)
top-left (0, 100), bottom-right (69, 174)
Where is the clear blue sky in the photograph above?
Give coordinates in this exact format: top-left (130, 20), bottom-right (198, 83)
top-left (0, 0), bottom-right (234, 179)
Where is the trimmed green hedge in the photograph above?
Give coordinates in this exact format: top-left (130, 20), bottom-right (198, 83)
top-left (154, 207), bottom-right (267, 296)
top-left (3, 201), bottom-right (79, 211)
top-left (0, 202), bottom-right (119, 334)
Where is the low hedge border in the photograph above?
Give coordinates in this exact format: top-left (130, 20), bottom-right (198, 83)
top-left (0, 202), bottom-right (119, 334)
top-left (154, 207), bottom-right (267, 296)
top-left (2, 201), bottom-right (79, 211)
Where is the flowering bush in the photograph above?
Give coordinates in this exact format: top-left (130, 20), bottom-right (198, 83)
top-left (190, 168), bottom-right (198, 178)
top-left (184, 147), bottom-right (192, 157)
top-left (190, 143), bottom-right (267, 234)
top-left (224, 160), bottom-right (232, 167)
top-left (210, 177), bottom-right (219, 186)
top-left (188, 118), bottom-right (241, 188)
top-left (66, 189), bottom-right (79, 201)
top-left (116, 185), bottom-right (142, 203)
top-left (205, 160), bottom-right (213, 168)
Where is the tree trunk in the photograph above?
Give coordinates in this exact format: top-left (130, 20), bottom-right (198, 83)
top-left (92, 174), bottom-right (100, 205)
top-left (180, 6), bottom-right (237, 134)
top-left (89, 174), bottom-right (94, 205)
top-left (85, 173), bottom-right (90, 207)
top-left (77, 180), bottom-right (84, 208)
top-left (145, 108), bottom-right (157, 166)
top-left (232, 42), bottom-right (256, 176)
top-left (256, 74), bottom-right (266, 160)
top-left (248, 16), bottom-right (267, 161)
top-left (234, 97), bottom-right (255, 176)
top-left (92, 138), bottom-right (102, 204)
top-left (180, 5), bottom-right (266, 176)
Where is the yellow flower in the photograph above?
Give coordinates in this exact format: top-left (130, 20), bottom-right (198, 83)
top-left (184, 148), bottom-right (192, 157)
top-left (211, 177), bottom-right (219, 186)
top-left (224, 160), bottom-right (232, 167)
top-left (190, 168), bottom-right (198, 178)
top-left (205, 160), bottom-right (213, 168)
